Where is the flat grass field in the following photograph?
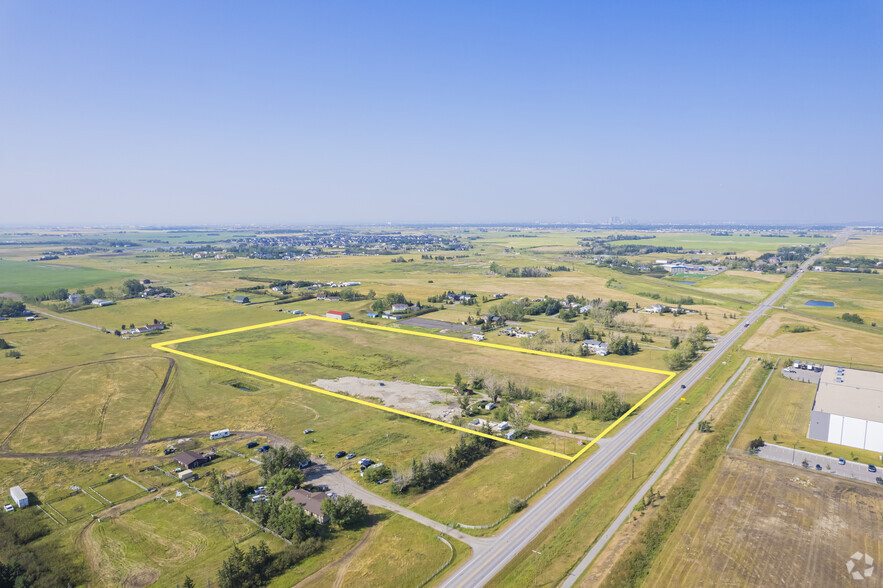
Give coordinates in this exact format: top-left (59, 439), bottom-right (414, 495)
top-left (0, 259), bottom-right (133, 297)
top-left (176, 318), bottom-right (667, 403)
top-left (744, 312), bottom-right (883, 369)
top-left (681, 270), bottom-right (785, 303)
top-left (782, 271), bottom-right (883, 326)
top-left (88, 491), bottom-right (291, 587)
top-left (298, 511), bottom-right (469, 588)
top-left (0, 357), bottom-right (168, 453)
top-left (828, 231), bottom-right (883, 257)
top-left (645, 454), bottom-right (883, 587)
top-left (732, 370), bottom-right (883, 465)
top-left (606, 232), bottom-right (831, 255)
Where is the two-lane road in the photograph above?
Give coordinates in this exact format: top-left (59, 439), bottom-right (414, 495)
top-left (440, 230), bottom-right (849, 587)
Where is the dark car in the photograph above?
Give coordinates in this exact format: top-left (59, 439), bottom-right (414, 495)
top-left (346, 453), bottom-right (356, 460)
top-left (163, 447), bottom-right (175, 455)
top-left (377, 478), bottom-right (388, 484)
top-left (815, 464), bottom-right (822, 471)
top-left (680, 384), bottom-right (686, 389)
top-left (838, 457), bottom-right (846, 465)
top-left (246, 442), bottom-right (259, 449)
top-left (258, 445), bottom-right (271, 453)
top-left (335, 451), bottom-right (347, 459)
top-left (869, 464), bottom-right (877, 473)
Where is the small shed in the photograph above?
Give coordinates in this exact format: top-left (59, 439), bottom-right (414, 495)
top-left (326, 311), bottom-right (351, 320)
top-left (10, 485), bottom-right (27, 508)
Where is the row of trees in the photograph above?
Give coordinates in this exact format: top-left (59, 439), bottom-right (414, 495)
top-left (0, 299), bottom-right (26, 317)
top-left (528, 390), bottom-right (631, 422)
top-left (370, 292), bottom-right (411, 313)
top-left (396, 433), bottom-right (497, 494)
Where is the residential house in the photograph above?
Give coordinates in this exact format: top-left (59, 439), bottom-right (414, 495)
top-left (175, 451), bottom-right (216, 469)
top-left (582, 339), bottom-right (609, 356)
top-left (234, 295), bottom-right (250, 304)
top-left (284, 488), bottom-right (329, 523)
top-left (390, 303), bottom-right (409, 313)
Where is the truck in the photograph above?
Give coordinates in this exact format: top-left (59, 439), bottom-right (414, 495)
top-left (210, 429), bottom-right (231, 440)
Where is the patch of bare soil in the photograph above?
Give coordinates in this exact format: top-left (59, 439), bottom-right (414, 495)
top-left (312, 377), bottom-right (460, 421)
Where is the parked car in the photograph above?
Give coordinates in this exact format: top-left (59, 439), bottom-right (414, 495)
top-left (258, 445), bottom-right (271, 453)
top-left (4, 505), bottom-right (13, 512)
top-left (815, 464), bottom-right (822, 471)
top-left (377, 478), bottom-right (388, 484)
top-left (163, 447), bottom-right (175, 455)
top-left (346, 453), bottom-right (356, 460)
top-left (869, 464), bottom-right (877, 473)
top-left (838, 457), bottom-right (846, 465)
top-left (246, 441), bottom-right (259, 449)
top-left (303, 429), bottom-right (314, 434)
top-left (335, 451), bottom-right (347, 459)
top-left (358, 458), bottom-right (374, 467)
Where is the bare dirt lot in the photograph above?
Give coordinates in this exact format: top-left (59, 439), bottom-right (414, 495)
top-left (312, 377), bottom-right (463, 421)
top-left (646, 453), bottom-right (883, 587)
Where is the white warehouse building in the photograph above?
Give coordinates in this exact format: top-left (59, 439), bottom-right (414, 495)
top-left (807, 366), bottom-right (883, 453)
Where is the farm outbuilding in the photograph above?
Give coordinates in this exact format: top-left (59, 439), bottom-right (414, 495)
top-left (807, 366), bottom-right (883, 452)
top-left (325, 310), bottom-right (350, 320)
top-left (10, 485), bottom-right (27, 508)
top-left (234, 295), bottom-right (250, 304)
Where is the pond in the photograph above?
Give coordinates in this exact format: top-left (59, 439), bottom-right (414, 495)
top-left (804, 300), bottom-right (835, 307)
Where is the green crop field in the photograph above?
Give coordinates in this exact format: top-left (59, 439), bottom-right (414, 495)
top-left (0, 259), bottom-right (133, 297)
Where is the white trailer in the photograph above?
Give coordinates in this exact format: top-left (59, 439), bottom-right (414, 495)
top-left (10, 486), bottom-right (27, 508)
top-left (209, 429), bottom-right (230, 440)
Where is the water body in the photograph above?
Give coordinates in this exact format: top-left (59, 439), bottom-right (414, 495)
top-left (805, 300), bottom-right (835, 307)
top-left (675, 281), bottom-right (696, 285)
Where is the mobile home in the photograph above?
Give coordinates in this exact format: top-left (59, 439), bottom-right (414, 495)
top-left (210, 429), bottom-right (231, 440)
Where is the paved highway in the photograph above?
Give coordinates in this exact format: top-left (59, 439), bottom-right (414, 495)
top-left (440, 230), bottom-right (849, 587)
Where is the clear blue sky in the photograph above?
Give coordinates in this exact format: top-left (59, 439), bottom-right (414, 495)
top-left (1, 2), bottom-right (881, 225)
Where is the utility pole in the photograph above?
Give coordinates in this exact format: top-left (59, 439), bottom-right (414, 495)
top-left (532, 550), bottom-right (543, 587)
top-left (629, 452), bottom-right (637, 480)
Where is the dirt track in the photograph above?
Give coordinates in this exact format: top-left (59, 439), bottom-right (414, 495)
top-left (0, 356), bottom-right (176, 453)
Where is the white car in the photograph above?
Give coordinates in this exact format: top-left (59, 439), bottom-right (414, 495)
top-left (3, 504), bottom-right (13, 512)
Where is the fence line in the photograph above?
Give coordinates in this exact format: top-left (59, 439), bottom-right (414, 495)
top-left (727, 358), bottom-right (779, 450)
top-left (123, 474), bottom-right (150, 491)
top-left (37, 505), bottom-right (62, 525)
top-left (88, 486), bottom-right (113, 505)
top-left (456, 463), bottom-right (569, 530)
top-left (417, 535), bottom-right (455, 588)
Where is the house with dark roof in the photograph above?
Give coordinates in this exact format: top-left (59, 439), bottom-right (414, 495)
top-left (234, 295), bottom-right (250, 304)
top-left (175, 451), bottom-right (215, 469)
top-left (284, 488), bottom-right (329, 523)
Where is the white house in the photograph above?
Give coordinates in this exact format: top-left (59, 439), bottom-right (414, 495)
top-left (390, 303), bottom-right (410, 313)
top-left (472, 333), bottom-right (485, 341)
top-left (582, 339), bottom-right (609, 356)
top-left (648, 303), bottom-right (666, 313)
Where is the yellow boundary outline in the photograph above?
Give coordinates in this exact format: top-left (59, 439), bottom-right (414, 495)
top-left (152, 315), bottom-right (676, 462)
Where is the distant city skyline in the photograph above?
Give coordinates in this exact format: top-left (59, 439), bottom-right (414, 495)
top-left (1, 2), bottom-right (881, 225)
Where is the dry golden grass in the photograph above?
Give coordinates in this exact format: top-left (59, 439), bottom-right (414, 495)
top-left (646, 454), bottom-right (883, 587)
top-left (828, 232), bottom-right (883, 257)
top-left (744, 312), bottom-right (883, 368)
